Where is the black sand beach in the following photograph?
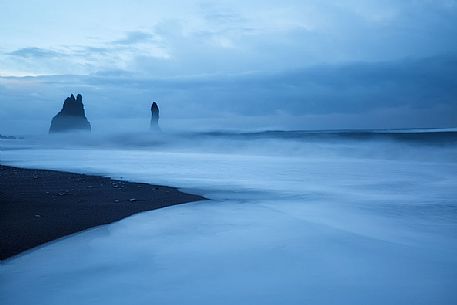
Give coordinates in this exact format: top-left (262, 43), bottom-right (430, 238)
top-left (0, 165), bottom-right (205, 260)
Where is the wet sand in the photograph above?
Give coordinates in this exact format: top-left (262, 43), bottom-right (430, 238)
top-left (0, 164), bottom-right (206, 260)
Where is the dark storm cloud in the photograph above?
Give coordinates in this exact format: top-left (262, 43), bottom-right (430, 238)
top-left (1, 55), bottom-right (455, 134)
top-left (69, 55), bottom-right (456, 116)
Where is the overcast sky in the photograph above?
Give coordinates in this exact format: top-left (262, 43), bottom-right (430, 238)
top-left (1, 0), bottom-right (456, 134)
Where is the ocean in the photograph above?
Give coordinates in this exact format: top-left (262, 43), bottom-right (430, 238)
top-left (1, 129), bottom-right (457, 305)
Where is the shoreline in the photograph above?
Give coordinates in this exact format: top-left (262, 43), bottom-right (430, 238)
top-left (0, 164), bottom-right (206, 260)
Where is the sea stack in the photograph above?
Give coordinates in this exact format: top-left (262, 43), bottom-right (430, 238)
top-left (150, 102), bottom-right (160, 130)
top-left (49, 94), bottom-right (91, 133)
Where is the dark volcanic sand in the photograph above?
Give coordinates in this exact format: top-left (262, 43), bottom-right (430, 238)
top-left (0, 165), bottom-right (206, 260)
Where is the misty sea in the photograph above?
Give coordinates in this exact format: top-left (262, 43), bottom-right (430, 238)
top-left (1, 129), bottom-right (457, 305)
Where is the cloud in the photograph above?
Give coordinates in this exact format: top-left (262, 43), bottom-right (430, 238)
top-left (0, 31), bottom-right (171, 76)
top-left (7, 47), bottom-right (62, 59)
top-left (0, 55), bottom-right (455, 134)
top-left (2, 1), bottom-right (457, 77)
top-left (111, 31), bottom-right (156, 45)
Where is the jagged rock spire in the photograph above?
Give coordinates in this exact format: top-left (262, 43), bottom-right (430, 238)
top-left (49, 94), bottom-right (91, 133)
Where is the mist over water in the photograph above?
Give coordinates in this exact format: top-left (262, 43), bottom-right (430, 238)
top-left (1, 129), bottom-right (457, 305)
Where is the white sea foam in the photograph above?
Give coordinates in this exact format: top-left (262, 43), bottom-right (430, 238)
top-left (1, 131), bottom-right (457, 305)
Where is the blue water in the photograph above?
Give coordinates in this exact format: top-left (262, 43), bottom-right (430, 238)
top-left (1, 129), bottom-right (457, 305)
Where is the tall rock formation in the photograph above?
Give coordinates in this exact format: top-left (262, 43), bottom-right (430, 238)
top-left (150, 102), bottom-right (160, 130)
top-left (49, 94), bottom-right (91, 133)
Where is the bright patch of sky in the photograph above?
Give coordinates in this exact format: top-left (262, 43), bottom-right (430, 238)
top-left (1, 0), bottom-right (456, 76)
